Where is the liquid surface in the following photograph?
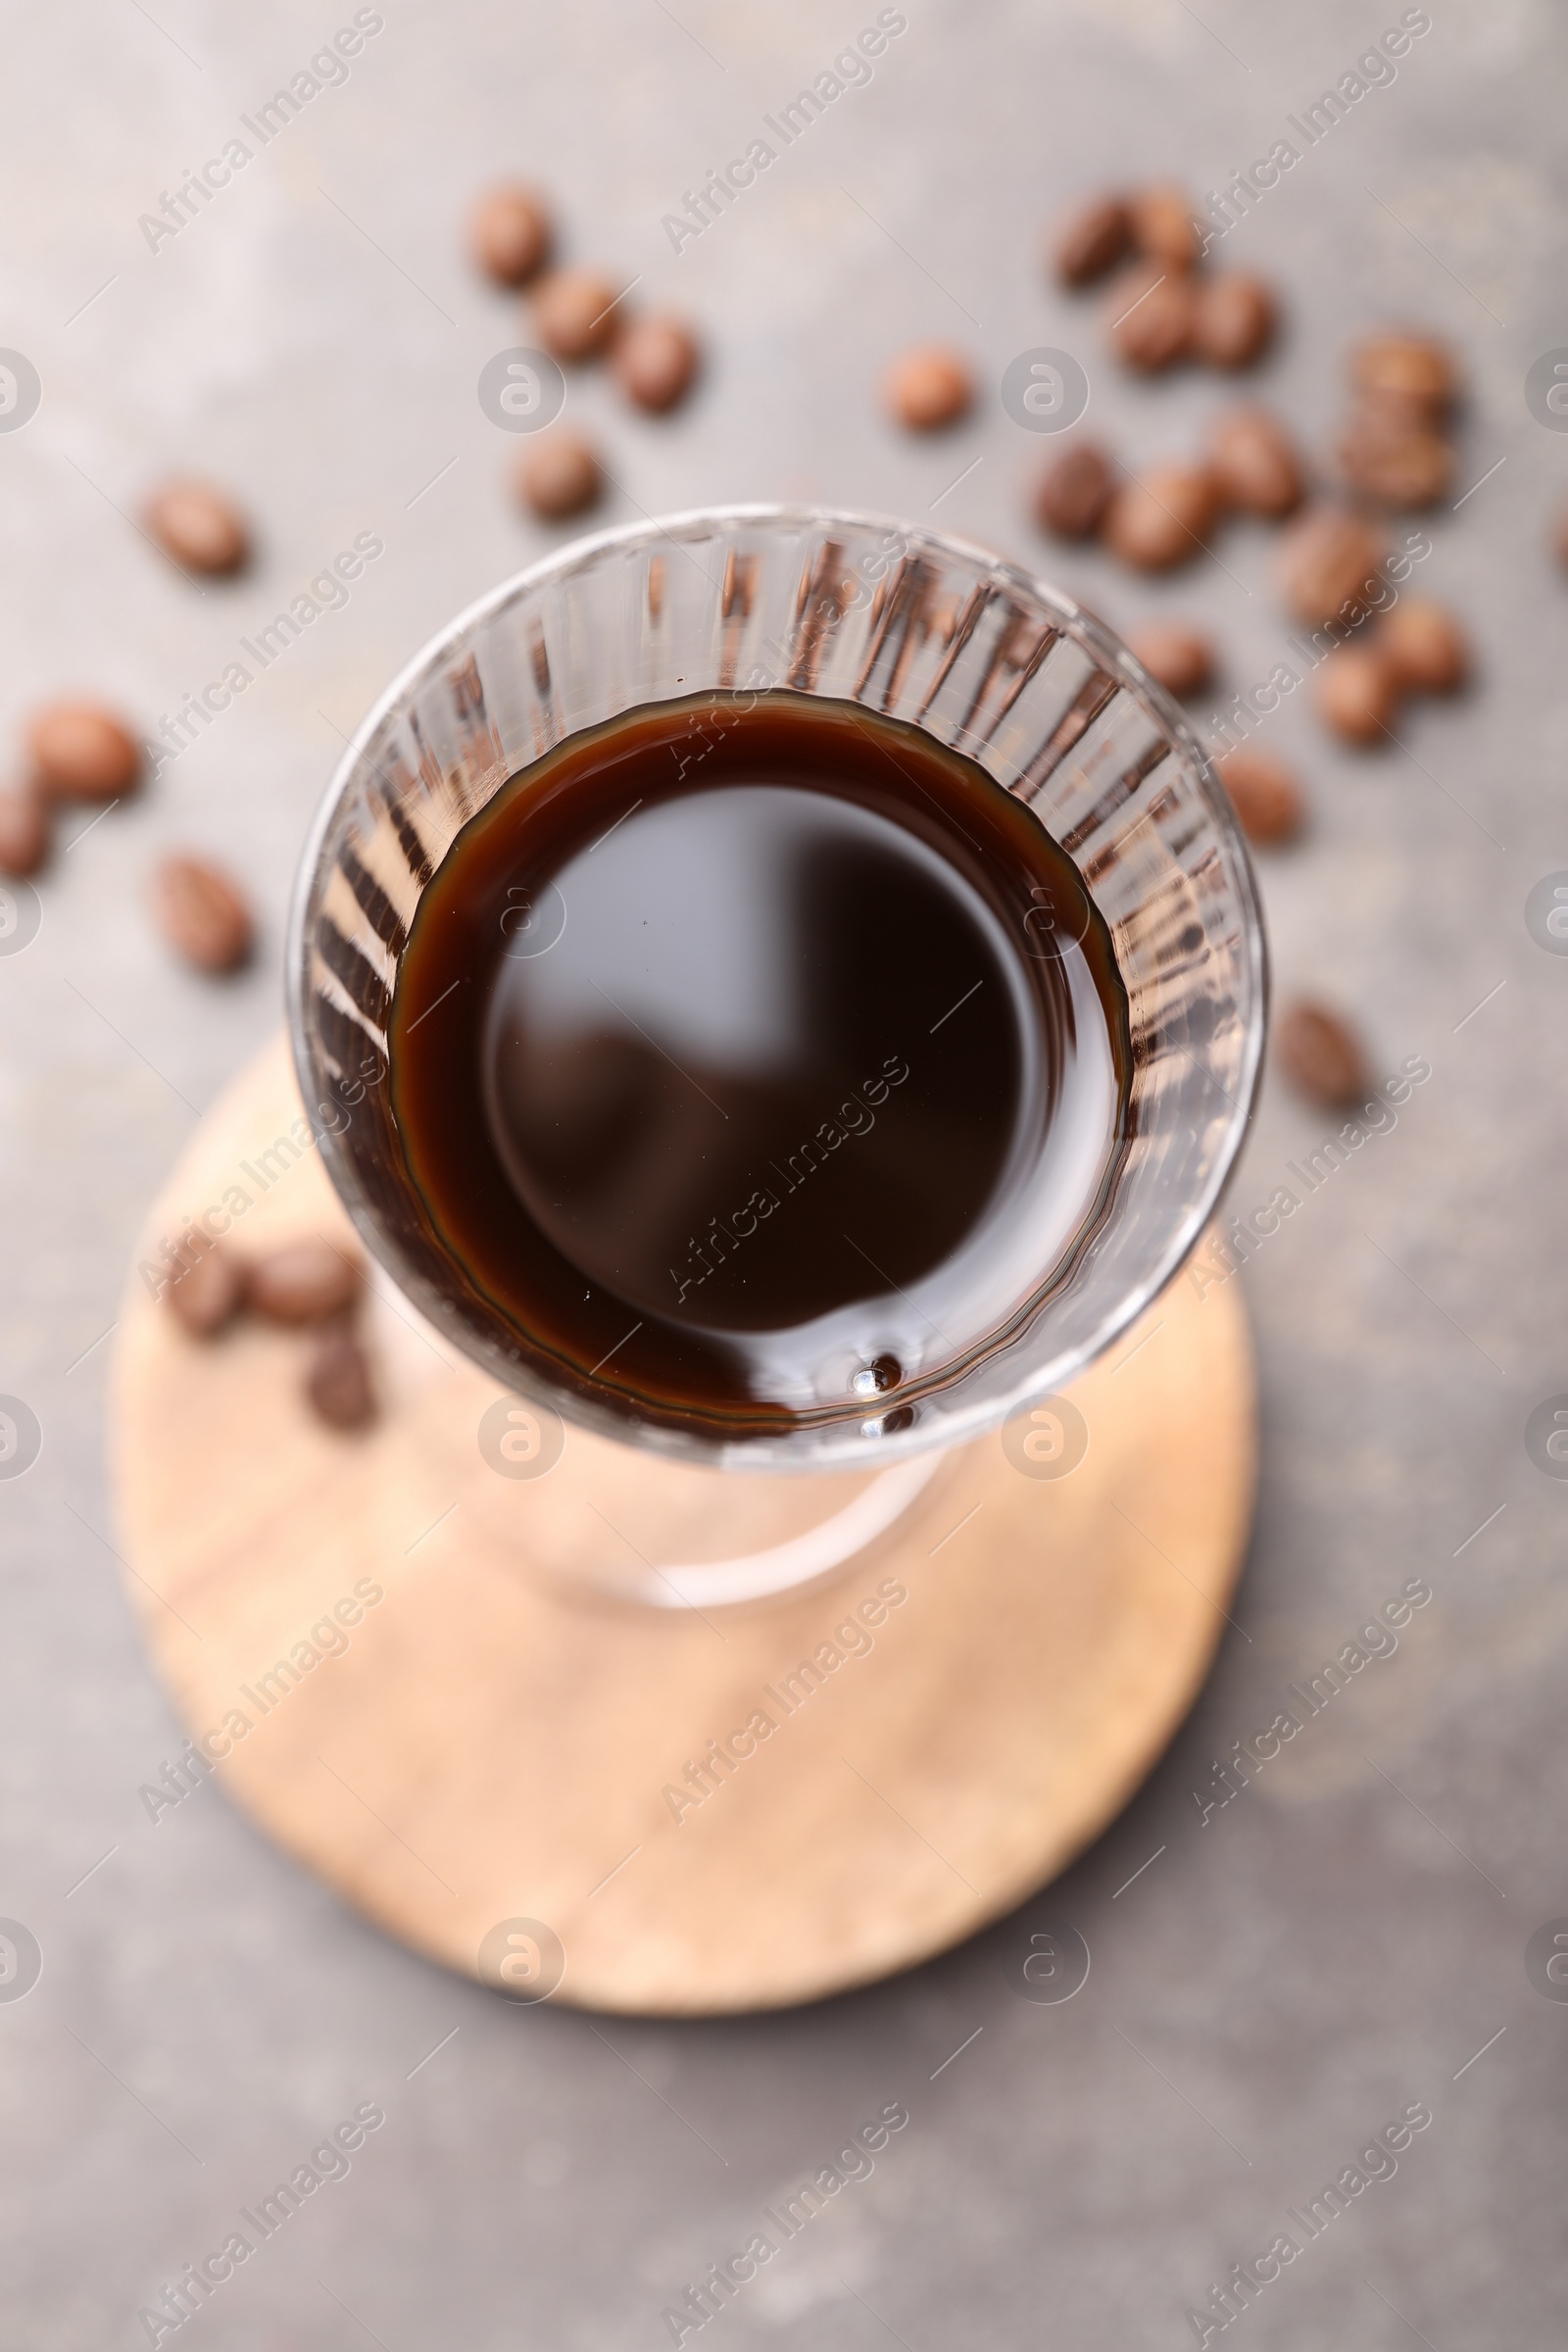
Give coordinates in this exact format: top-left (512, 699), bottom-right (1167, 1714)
top-left (389, 691), bottom-right (1131, 1426)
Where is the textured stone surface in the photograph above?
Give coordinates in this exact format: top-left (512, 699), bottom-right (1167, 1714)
top-left (0, 1), bottom-right (1564, 2345)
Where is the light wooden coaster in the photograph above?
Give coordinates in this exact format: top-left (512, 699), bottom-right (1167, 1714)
top-left (111, 1035), bottom-right (1254, 2016)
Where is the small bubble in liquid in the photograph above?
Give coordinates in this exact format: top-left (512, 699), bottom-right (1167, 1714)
top-left (850, 1353), bottom-right (902, 1398)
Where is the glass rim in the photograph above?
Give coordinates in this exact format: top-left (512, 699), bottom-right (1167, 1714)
top-left (287, 502), bottom-right (1269, 1467)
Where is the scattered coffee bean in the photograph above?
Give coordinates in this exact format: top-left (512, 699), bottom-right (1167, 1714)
top-left (1127, 621), bottom-right (1215, 699)
top-left (306, 1320), bottom-right (377, 1432)
top-left (515, 431), bottom-right (603, 520)
top-left (1102, 464), bottom-right (1217, 571)
top-left (883, 345), bottom-right (974, 431)
top-left (1054, 193), bottom-right (1130, 286)
top-left (1191, 273), bottom-right (1276, 369)
top-left (1206, 406), bottom-right (1304, 518)
top-left (614, 315), bottom-right (700, 413)
top-left (26, 703), bottom-right (141, 803)
top-left (1338, 410), bottom-right (1454, 508)
top-left (143, 479), bottom-right (249, 576)
top-left (166, 1242), bottom-right (244, 1340)
top-left (1276, 506), bottom-right (1384, 629)
top-left (1351, 332), bottom-right (1456, 414)
top-left (1126, 184), bottom-right (1201, 271)
top-left (1356, 383), bottom-right (1445, 437)
top-left (249, 1238), bottom-right (362, 1326)
top-left (152, 855), bottom-right (255, 974)
top-left (1315, 642), bottom-right (1399, 745)
top-left (1276, 1001), bottom-right (1370, 1107)
top-left (469, 182), bottom-right (553, 287)
top-left (1378, 599), bottom-right (1468, 694)
top-left (1105, 263), bottom-right (1195, 371)
top-left (1034, 440), bottom-right (1115, 539)
top-left (1213, 745), bottom-right (1304, 848)
top-left (531, 268), bottom-right (622, 362)
top-left (0, 787), bottom-right (49, 879)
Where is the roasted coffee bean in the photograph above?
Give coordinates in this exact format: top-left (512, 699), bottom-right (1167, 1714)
top-left (1034, 440), bottom-right (1115, 539)
top-left (469, 182), bottom-right (553, 286)
top-left (1213, 744), bottom-right (1304, 847)
top-left (1276, 1001), bottom-right (1371, 1107)
top-left (614, 315), bottom-right (700, 413)
top-left (1102, 464), bottom-right (1217, 571)
top-left (1054, 194), bottom-right (1130, 286)
top-left (883, 345), bottom-right (974, 431)
top-left (250, 1238), bottom-right (362, 1326)
top-left (1105, 263), bottom-right (1195, 371)
top-left (1355, 384), bottom-right (1445, 437)
top-left (1379, 599), bottom-right (1468, 694)
top-left (1206, 406), bottom-right (1304, 518)
top-left (1315, 642), bottom-right (1399, 745)
top-left (1338, 410), bottom-right (1454, 508)
top-left (166, 1242), bottom-right (244, 1339)
top-left (152, 856), bottom-right (255, 974)
top-left (0, 788), bottom-right (49, 878)
top-left (143, 479), bottom-right (249, 576)
top-left (531, 268), bottom-right (622, 362)
top-left (1126, 184), bottom-right (1201, 270)
top-left (1276, 506), bottom-right (1384, 629)
top-left (1351, 332), bottom-right (1456, 413)
top-left (306, 1320), bottom-right (377, 1432)
top-left (26, 703), bottom-right (141, 802)
top-left (1192, 273), bottom-right (1276, 369)
top-left (515, 431), bottom-right (603, 519)
top-left (1127, 621), bottom-right (1214, 699)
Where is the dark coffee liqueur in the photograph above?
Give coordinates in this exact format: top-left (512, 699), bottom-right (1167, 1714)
top-left (390, 691), bottom-right (1131, 1431)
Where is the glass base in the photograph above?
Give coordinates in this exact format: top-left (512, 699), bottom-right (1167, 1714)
top-left (369, 1267), bottom-right (955, 1610)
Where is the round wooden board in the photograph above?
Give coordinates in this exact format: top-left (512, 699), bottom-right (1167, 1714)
top-left (111, 1034), bottom-right (1254, 2016)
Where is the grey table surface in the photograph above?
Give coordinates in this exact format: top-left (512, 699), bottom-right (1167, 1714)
top-left (3, 1), bottom-right (1566, 2344)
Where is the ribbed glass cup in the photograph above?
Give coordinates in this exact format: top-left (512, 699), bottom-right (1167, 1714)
top-left (289, 505), bottom-right (1266, 1475)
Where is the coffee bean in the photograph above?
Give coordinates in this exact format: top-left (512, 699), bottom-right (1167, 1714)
top-left (1104, 264), bottom-right (1195, 371)
top-left (1126, 184), bottom-right (1201, 271)
top-left (1053, 194), bottom-right (1130, 286)
top-left (1276, 506), bottom-right (1384, 629)
top-left (250, 1239), bottom-right (362, 1326)
top-left (883, 345), bottom-right (974, 431)
top-left (614, 316), bottom-right (700, 413)
top-left (469, 182), bottom-right (553, 287)
top-left (1351, 332), bottom-right (1456, 414)
top-left (1315, 642), bottom-right (1399, 745)
top-left (531, 268), bottom-right (622, 362)
top-left (166, 1242), bottom-right (244, 1339)
top-left (1127, 621), bottom-right (1214, 699)
top-left (1206, 406), bottom-right (1304, 518)
top-left (1102, 464), bottom-right (1217, 571)
top-left (152, 856), bottom-right (255, 974)
top-left (1034, 440), bottom-right (1115, 539)
top-left (1356, 384), bottom-right (1444, 437)
top-left (306, 1320), bottom-right (377, 1432)
top-left (1192, 273), bottom-right (1276, 369)
top-left (26, 703), bottom-right (141, 802)
top-left (515, 431), bottom-right (603, 519)
top-left (0, 788), bottom-right (49, 878)
top-left (1338, 409), bottom-right (1454, 508)
top-left (1276, 1001), bottom-right (1370, 1107)
top-left (1213, 745), bottom-right (1304, 848)
top-left (143, 479), bottom-right (249, 576)
top-left (1378, 599), bottom-right (1468, 694)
